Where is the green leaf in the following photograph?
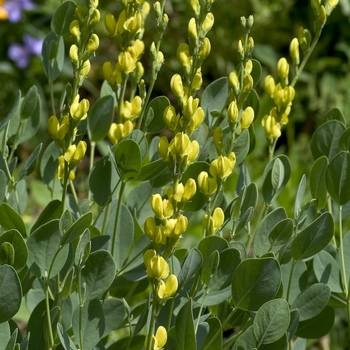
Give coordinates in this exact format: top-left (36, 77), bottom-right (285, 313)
top-left (232, 326), bottom-right (257, 350)
top-left (81, 250), bottom-right (116, 302)
top-left (125, 130), bottom-right (148, 161)
top-left (114, 139), bottom-right (142, 181)
top-left (295, 306), bottom-right (334, 339)
top-left (0, 265), bottom-right (22, 323)
top-left (72, 299), bottom-right (105, 350)
top-left (313, 251), bottom-right (343, 293)
top-left (326, 151), bottom-right (350, 205)
top-left (281, 260), bottom-right (308, 304)
top-left (291, 212), bottom-right (334, 260)
top-left (199, 318), bottom-right (222, 350)
top-left (310, 120), bottom-right (345, 160)
top-left (268, 218), bottom-right (294, 251)
top-left (61, 212), bottom-right (93, 246)
top-left (31, 200), bottom-right (62, 233)
top-left (40, 141), bottom-right (61, 187)
top-left (253, 299), bottom-right (290, 345)
top-left (51, 1), bottom-right (76, 36)
top-left (177, 248), bottom-right (202, 289)
top-left (254, 207), bottom-right (287, 257)
top-left (145, 96), bottom-right (170, 134)
top-left (294, 175), bottom-right (306, 219)
top-left (0, 242), bottom-right (15, 269)
top-left (89, 155), bottom-right (119, 207)
top-left (201, 77), bottom-right (228, 126)
top-left (102, 298), bottom-right (127, 338)
top-left (321, 107), bottom-right (346, 125)
top-left (88, 95), bottom-right (115, 142)
top-left (232, 257), bottom-right (281, 311)
top-left (0, 169), bottom-right (6, 203)
top-left (57, 323), bottom-right (77, 350)
top-left (27, 220), bottom-right (69, 278)
top-left (0, 322), bottom-right (10, 348)
top-left (0, 230), bottom-right (27, 272)
top-left (41, 32), bottom-right (64, 82)
top-left (291, 283), bottom-right (331, 321)
top-left (175, 299), bottom-right (196, 350)
top-left (262, 155), bottom-right (291, 204)
top-left (20, 86), bottom-right (38, 120)
top-left (134, 159), bottom-right (166, 182)
top-left (0, 203), bottom-right (26, 237)
top-left (338, 127), bottom-right (350, 152)
top-left (0, 91), bottom-right (20, 133)
top-left (231, 129), bottom-right (250, 165)
top-left (17, 143), bottom-right (42, 182)
top-left (310, 156), bottom-right (328, 210)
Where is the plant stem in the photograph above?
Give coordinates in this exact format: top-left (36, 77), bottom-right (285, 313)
top-left (146, 289), bottom-right (158, 350)
top-left (286, 259), bottom-right (297, 303)
top-left (111, 181), bottom-right (126, 259)
top-left (202, 306), bottom-right (237, 350)
top-left (45, 279), bottom-right (55, 349)
top-left (88, 141), bottom-right (96, 202)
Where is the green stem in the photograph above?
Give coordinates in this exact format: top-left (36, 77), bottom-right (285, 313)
top-left (202, 306), bottom-right (237, 350)
top-left (88, 141), bottom-right (96, 202)
top-left (146, 289), bottom-right (158, 350)
top-left (247, 202), bottom-right (269, 253)
top-left (69, 180), bottom-right (81, 216)
top-left (111, 182), bottom-right (126, 259)
top-left (290, 20), bottom-right (325, 88)
top-left (286, 259), bottom-right (297, 303)
top-left (45, 279), bottom-right (55, 349)
top-left (339, 205), bottom-right (348, 296)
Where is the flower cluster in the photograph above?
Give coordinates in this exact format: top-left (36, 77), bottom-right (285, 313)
top-left (262, 61), bottom-right (295, 140)
top-left (104, 0), bottom-right (152, 139)
top-left (144, 249), bottom-right (178, 300)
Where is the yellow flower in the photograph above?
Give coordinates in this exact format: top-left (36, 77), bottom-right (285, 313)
top-left (70, 94), bottom-right (90, 121)
top-left (227, 101), bottom-right (239, 125)
top-left (289, 38), bottom-right (300, 66)
top-left (170, 74), bottom-right (184, 100)
top-left (151, 194), bottom-right (174, 219)
top-left (105, 13), bottom-right (117, 35)
top-left (188, 17), bottom-right (197, 40)
top-left (145, 254), bottom-right (170, 279)
top-left (277, 57), bottom-right (289, 81)
top-left (157, 274), bottom-right (178, 299)
top-left (118, 51), bottom-right (136, 74)
top-left (261, 114), bottom-right (281, 139)
top-left (48, 115), bottom-right (69, 140)
top-left (108, 121), bottom-right (133, 144)
top-left (240, 106), bottom-right (254, 129)
top-left (229, 70), bottom-right (240, 95)
top-left (183, 178), bottom-right (197, 201)
top-left (202, 13), bottom-right (214, 34)
top-left (209, 153), bottom-right (236, 179)
top-left (197, 171), bottom-right (217, 195)
top-left (264, 75), bottom-right (275, 97)
top-left (86, 34), bottom-right (99, 54)
top-left (163, 106), bottom-right (180, 131)
top-left (203, 207), bottom-right (225, 235)
top-left (69, 20), bottom-right (80, 42)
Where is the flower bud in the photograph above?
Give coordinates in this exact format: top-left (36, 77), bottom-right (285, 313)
top-left (70, 95), bottom-right (90, 121)
top-left (198, 37), bottom-right (211, 61)
top-left (190, 0), bottom-right (200, 16)
top-left (191, 69), bottom-right (203, 91)
top-left (229, 70), bottom-right (240, 95)
top-left (57, 155), bottom-right (66, 180)
top-left (241, 106), bottom-right (254, 129)
top-left (277, 57), bottom-right (289, 81)
top-left (170, 74), bottom-right (184, 100)
top-left (289, 38), bottom-right (300, 66)
top-left (146, 255), bottom-right (170, 279)
top-left (69, 20), bottom-right (80, 42)
top-left (264, 75), bottom-right (275, 97)
top-left (213, 126), bottom-right (223, 153)
top-left (183, 178), bottom-right (197, 201)
top-left (69, 45), bottom-right (79, 64)
top-left (227, 101), bottom-right (239, 125)
top-left (89, 9), bottom-right (100, 28)
top-left (158, 136), bottom-right (169, 160)
top-left (247, 15), bottom-right (254, 28)
top-left (80, 60), bottom-right (91, 77)
top-left (201, 12), bottom-right (214, 34)
top-left (105, 13), bottom-right (117, 36)
top-left (197, 171), bottom-right (217, 195)
top-left (164, 106), bottom-right (180, 131)
top-left (174, 215), bottom-right (188, 236)
top-left (243, 74), bottom-right (253, 93)
top-left (325, 0), bottom-right (338, 14)
top-left (86, 34), bottom-right (99, 54)
top-left (155, 326), bottom-right (167, 348)
top-left (212, 207), bottom-right (224, 230)
top-left (188, 17), bottom-right (197, 41)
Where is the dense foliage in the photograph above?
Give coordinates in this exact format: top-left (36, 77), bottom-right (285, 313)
top-left (0, 0), bottom-right (349, 349)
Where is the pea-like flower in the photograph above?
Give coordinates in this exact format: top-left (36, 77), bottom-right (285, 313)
top-left (157, 274), bottom-right (178, 300)
top-left (209, 153), bottom-right (236, 179)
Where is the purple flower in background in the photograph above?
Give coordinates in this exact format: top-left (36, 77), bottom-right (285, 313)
top-left (3, 0), bottom-right (35, 23)
top-left (8, 34), bottom-right (43, 69)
